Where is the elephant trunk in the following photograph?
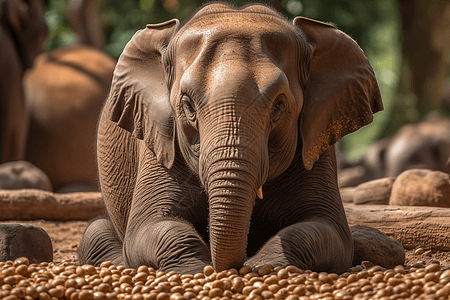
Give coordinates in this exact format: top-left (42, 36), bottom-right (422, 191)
top-left (207, 170), bottom-right (255, 271)
top-left (201, 141), bottom-right (268, 271)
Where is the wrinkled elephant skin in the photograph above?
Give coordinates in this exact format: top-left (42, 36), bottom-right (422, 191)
top-left (78, 3), bottom-right (383, 274)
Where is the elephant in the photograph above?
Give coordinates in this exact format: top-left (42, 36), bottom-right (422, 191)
top-left (339, 114), bottom-right (450, 187)
top-left (23, 45), bottom-right (116, 191)
top-left (0, 0), bottom-right (48, 163)
top-left (22, 0), bottom-right (116, 192)
top-left (78, 3), bottom-right (383, 274)
top-left (384, 114), bottom-right (450, 177)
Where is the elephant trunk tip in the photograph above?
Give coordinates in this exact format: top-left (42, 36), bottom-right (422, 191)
top-left (211, 247), bottom-right (246, 272)
top-left (208, 205), bottom-right (251, 272)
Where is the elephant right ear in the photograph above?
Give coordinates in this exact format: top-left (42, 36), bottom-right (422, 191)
top-left (108, 19), bottom-right (180, 169)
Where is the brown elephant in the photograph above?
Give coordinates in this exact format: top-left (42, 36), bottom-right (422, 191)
top-left (0, 0), bottom-right (47, 163)
top-left (23, 45), bottom-right (116, 191)
top-left (78, 3), bottom-right (382, 274)
top-left (22, 0), bottom-right (116, 191)
top-left (339, 114), bottom-right (450, 187)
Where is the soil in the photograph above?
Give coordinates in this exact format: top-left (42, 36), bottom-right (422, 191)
top-left (4, 220), bottom-right (450, 269)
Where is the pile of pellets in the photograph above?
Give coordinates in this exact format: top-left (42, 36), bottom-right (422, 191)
top-left (1, 258), bottom-right (450, 300)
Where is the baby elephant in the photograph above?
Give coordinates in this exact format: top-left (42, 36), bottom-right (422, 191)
top-left (78, 3), bottom-right (382, 274)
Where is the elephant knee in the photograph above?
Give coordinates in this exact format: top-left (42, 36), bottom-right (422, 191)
top-left (77, 217), bottom-right (124, 266)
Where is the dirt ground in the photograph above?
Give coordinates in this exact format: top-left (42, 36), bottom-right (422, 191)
top-left (4, 220), bottom-right (450, 269)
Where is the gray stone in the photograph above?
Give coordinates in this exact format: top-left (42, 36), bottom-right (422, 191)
top-left (0, 161), bottom-right (52, 191)
top-left (350, 225), bottom-right (405, 269)
top-left (0, 223), bottom-right (53, 263)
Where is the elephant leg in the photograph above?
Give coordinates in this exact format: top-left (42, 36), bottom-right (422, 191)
top-left (123, 218), bottom-right (211, 274)
top-left (245, 220), bottom-right (350, 274)
top-left (77, 217), bottom-right (124, 266)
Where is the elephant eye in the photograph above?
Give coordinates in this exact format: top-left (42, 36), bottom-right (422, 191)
top-left (182, 95), bottom-right (197, 122)
top-left (271, 95), bottom-right (286, 122)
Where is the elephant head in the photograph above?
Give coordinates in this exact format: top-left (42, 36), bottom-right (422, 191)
top-left (107, 4), bottom-right (382, 271)
top-left (0, 0), bottom-right (48, 71)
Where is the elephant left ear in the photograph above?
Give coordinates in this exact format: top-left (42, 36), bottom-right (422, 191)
top-left (108, 19), bottom-right (180, 169)
top-left (294, 17), bottom-right (383, 170)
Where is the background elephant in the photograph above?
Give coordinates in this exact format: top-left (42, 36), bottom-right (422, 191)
top-left (0, 0), bottom-right (47, 163)
top-left (23, 0), bottom-right (116, 192)
top-left (339, 114), bottom-right (450, 187)
top-left (24, 45), bottom-right (116, 192)
top-left (78, 3), bottom-right (382, 274)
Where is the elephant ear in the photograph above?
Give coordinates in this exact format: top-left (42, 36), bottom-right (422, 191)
top-left (294, 17), bottom-right (383, 170)
top-left (108, 19), bottom-right (180, 169)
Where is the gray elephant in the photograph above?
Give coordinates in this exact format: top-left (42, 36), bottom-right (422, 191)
top-left (0, 0), bottom-right (47, 163)
top-left (339, 114), bottom-right (450, 187)
top-left (78, 3), bottom-right (382, 274)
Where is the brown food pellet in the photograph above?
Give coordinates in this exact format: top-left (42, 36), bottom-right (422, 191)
top-left (2, 258), bottom-right (450, 299)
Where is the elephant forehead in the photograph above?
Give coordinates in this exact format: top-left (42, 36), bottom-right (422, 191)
top-left (173, 14), bottom-right (300, 75)
top-left (179, 11), bottom-right (296, 41)
top-left (186, 3), bottom-right (291, 29)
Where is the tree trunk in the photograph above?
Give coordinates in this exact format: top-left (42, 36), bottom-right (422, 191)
top-left (381, 0), bottom-right (450, 138)
top-left (345, 204), bottom-right (450, 250)
top-left (69, 0), bottom-right (104, 49)
top-left (0, 190), bottom-right (104, 220)
top-left (398, 0), bottom-right (450, 116)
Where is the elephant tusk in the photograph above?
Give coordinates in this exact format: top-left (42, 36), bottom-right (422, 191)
top-left (256, 186), bottom-right (263, 199)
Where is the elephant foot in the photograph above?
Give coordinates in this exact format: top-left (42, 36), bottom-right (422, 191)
top-left (244, 241), bottom-right (301, 270)
top-left (245, 221), bottom-right (352, 274)
top-left (123, 219), bottom-right (212, 274)
top-left (159, 257), bottom-right (209, 275)
top-left (77, 217), bottom-right (124, 266)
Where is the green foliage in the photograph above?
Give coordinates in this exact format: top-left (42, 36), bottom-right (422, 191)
top-left (45, 0), bottom-right (394, 60)
top-left (44, 0), bottom-right (76, 50)
top-left (339, 0), bottom-right (401, 161)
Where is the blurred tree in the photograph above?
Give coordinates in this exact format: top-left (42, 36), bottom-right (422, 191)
top-left (379, 0), bottom-right (450, 138)
top-left (69, 0), bottom-right (104, 48)
top-left (44, 0), bottom-right (390, 60)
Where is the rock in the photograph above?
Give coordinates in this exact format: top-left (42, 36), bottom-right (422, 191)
top-left (340, 187), bottom-right (355, 203)
top-left (389, 169), bottom-right (450, 207)
top-left (0, 161), bottom-right (52, 192)
top-left (350, 225), bottom-right (405, 269)
top-left (0, 223), bottom-right (53, 263)
top-left (354, 177), bottom-right (395, 205)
